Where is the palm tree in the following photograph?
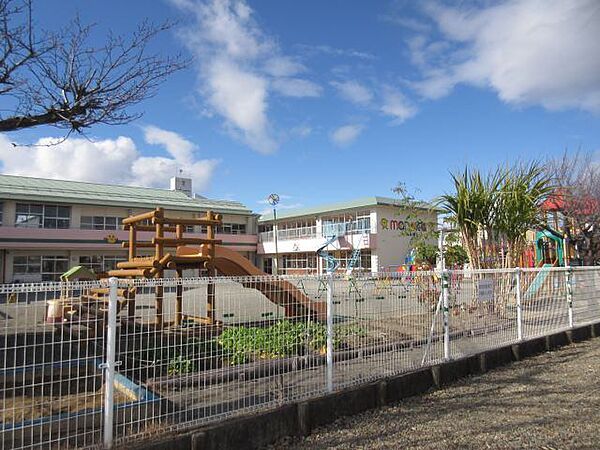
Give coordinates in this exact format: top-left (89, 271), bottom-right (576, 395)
top-left (438, 167), bottom-right (502, 269)
top-left (495, 162), bottom-right (554, 268)
top-left (439, 162), bottom-right (553, 269)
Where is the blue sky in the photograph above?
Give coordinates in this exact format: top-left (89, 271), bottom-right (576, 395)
top-left (0, 0), bottom-right (599, 214)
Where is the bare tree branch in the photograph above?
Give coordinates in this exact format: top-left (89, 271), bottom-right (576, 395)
top-left (0, 0), bottom-right (188, 133)
top-left (546, 150), bottom-right (600, 265)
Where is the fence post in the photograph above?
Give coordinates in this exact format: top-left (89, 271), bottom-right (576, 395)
top-left (102, 277), bottom-right (119, 449)
top-left (326, 272), bottom-right (334, 393)
top-left (442, 270), bottom-right (450, 360)
top-left (566, 267), bottom-right (574, 328)
top-left (515, 268), bottom-right (523, 341)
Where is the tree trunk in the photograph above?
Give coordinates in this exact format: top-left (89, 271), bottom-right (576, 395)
top-left (0, 106), bottom-right (86, 132)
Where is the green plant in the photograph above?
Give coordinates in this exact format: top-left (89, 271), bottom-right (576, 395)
top-left (414, 240), bottom-right (438, 266)
top-left (438, 162), bottom-right (553, 268)
top-left (445, 244), bottom-right (469, 267)
top-left (167, 354), bottom-right (196, 375)
top-left (217, 320), bottom-right (356, 365)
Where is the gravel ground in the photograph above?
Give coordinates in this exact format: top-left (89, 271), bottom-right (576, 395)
top-left (270, 337), bottom-right (600, 449)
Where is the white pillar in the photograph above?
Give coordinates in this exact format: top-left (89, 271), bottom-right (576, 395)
top-left (326, 272), bottom-right (334, 392)
top-left (103, 277), bottom-right (119, 449)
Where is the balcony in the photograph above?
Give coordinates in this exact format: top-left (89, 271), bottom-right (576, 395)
top-left (258, 225), bottom-right (374, 255)
top-left (259, 226), bottom-right (318, 243)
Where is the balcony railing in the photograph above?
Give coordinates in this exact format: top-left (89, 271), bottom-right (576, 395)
top-left (259, 226), bottom-right (318, 243)
top-left (259, 224), bottom-right (371, 243)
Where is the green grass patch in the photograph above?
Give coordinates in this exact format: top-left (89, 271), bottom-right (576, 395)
top-left (217, 320), bottom-right (366, 365)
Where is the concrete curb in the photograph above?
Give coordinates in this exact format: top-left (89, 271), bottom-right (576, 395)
top-left (126, 323), bottom-right (600, 450)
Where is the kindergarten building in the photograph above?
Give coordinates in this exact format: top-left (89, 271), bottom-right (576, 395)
top-left (0, 174), bottom-right (257, 283)
top-left (257, 197), bottom-right (439, 274)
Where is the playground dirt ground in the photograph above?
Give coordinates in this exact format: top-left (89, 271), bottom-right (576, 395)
top-left (269, 336), bottom-right (600, 450)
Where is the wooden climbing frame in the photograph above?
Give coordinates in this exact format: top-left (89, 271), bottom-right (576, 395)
top-left (108, 207), bottom-right (223, 327)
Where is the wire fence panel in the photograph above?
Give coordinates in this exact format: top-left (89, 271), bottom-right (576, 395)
top-left (520, 268), bottom-right (569, 338)
top-left (572, 268), bottom-right (600, 326)
top-left (330, 272), bottom-right (443, 391)
top-left (1, 267), bottom-right (600, 449)
top-left (448, 270), bottom-right (519, 359)
top-left (0, 280), bottom-right (108, 450)
top-left (112, 276), bottom-right (328, 446)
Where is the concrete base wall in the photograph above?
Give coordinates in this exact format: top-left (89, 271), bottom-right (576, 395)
top-left (125, 323), bottom-right (600, 450)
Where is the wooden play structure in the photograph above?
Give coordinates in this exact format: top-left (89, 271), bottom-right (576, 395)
top-left (56, 207), bottom-right (327, 331)
top-left (65, 207), bottom-right (223, 329)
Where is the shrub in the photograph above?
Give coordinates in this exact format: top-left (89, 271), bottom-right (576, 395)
top-left (217, 320), bottom-right (363, 365)
top-left (167, 354), bottom-right (196, 375)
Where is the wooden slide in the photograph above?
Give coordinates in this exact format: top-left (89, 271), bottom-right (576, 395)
top-left (196, 245), bottom-right (327, 320)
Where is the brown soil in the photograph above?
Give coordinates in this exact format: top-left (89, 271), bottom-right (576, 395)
top-left (1, 386), bottom-right (132, 424)
top-left (270, 337), bottom-right (600, 449)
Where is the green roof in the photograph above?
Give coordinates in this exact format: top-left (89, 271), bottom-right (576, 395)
top-left (259, 196), bottom-right (438, 222)
top-left (0, 174), bottom-right (251, 214)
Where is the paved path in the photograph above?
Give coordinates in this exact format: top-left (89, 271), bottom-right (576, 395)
top-left (271, 337), bottom-right (600, 449)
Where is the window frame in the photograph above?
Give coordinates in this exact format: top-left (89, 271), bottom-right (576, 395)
top-left (15, 203), bottom-right (71, 229)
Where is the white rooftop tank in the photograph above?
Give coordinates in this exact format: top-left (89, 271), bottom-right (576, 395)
top-left (170, 176), bottom-right (192, 197)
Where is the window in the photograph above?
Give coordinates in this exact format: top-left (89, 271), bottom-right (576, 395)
top-left (80, 216), bottom-right (123, 230)
top-left (0, 202), bottom-right (3, 225)
top-left (332, 250), bottom-right (371, 271)
top-left (79, 255), bottom-right (127, 273)
top-left (41, 256), bottom-right (69, 281)
top-left (322, 211), bottom-right (371, 236)
top-left (217, 223), bottom-right (247, 234)
top-left (43, 205), bottom-right (70, 229)
top-left (199, 222), bottom-right (246, 235)
top-left (79, 255), bottom-right (103, 273)
top-left (103, 256), bottom-right (126, 271)
top-left (16, 204), bottom-right (70, 229)
top-left (350, 212), bottom-right (371, 234)
top-left (13, 256), bottom-right (41, 274)
top-left (282, 253), bottom-right (317, 271)
top-left (13, 255), bottom-right (68, 281)
top-left (15, 203), bottom-right (43, 228)
top-left (275, 220), bottom-right (316, 240)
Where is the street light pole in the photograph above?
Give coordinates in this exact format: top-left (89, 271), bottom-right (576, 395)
top-left (268, 194), bottom-right (280, 275)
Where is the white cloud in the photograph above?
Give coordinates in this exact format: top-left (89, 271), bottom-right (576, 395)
top-left (290, 125), bottom-right (312, 137)
top-left (380, 86), bottom-right (418, 123)
top-left (0, 128), bottom-right (219, 192)
top-left (331, 80), bottom-right (374, 106)
top-left (382, 15), bottom-right (431, 33)
top-left (298, 44), bottom-right (375, 60)
top-left (256, 194), bottom-right (300, 215)
top-left (330, 124), bottom-right (364, 147)
top-left (256, 195), bottom-right (293, 205)
top-left (272, 78), bottom-right (322, 98)
top-left (143, 125), bottom-right (196, 162)
top-left (263, 57), bottom-right (305, 77)
top-left (172, 0), bottom-right (322, 153)
top-left (412, 0), bottom-right (600, 112)
top-left (207, 58), bottom-right (275, 152)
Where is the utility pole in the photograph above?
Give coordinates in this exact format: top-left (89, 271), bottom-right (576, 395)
top-left (268, 193), bottom-right (280, 275)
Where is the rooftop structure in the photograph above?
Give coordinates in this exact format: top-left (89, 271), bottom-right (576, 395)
top-left (259, 196), bottom-right (436, 222)
top-left (0, 174), bottom-right (251, 215)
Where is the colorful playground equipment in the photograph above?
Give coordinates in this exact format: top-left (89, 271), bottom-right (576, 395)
top-left (535, 228), bottom-right (566, 267)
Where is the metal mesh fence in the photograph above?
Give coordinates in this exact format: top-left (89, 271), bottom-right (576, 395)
top-left (448, 270), bottom-right (519, 359)
top-left (1, 267), bottom-right (599, 448)
top-left (572, 267), bottom-right (600, 325)
top-left (0, 280), bottom-right (108, 450)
